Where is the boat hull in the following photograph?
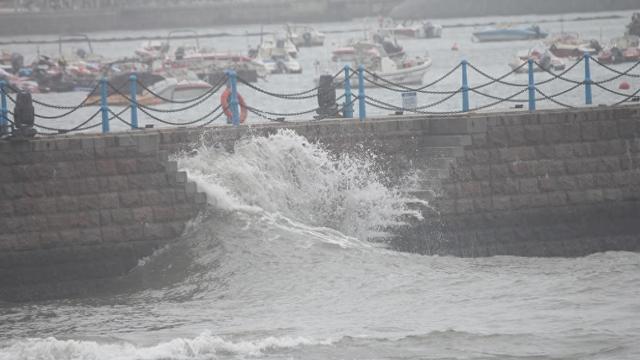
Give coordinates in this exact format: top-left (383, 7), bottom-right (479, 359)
top-left (473, 29), bottom-right (548, 42)
top-left (329, 59), bottom-right (432, 88)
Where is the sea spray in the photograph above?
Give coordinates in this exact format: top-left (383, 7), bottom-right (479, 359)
top-left (177, 129), bottom-right (423, 242)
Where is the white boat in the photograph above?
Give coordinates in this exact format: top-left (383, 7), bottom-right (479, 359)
top-left (86, 76), bottom-right (212, 106)
top-left (546, 33), bottom-right (602, 58)
top-left (135, 40), bottom-right (170, 62)
top-left (164, 47), bottom-right (269, 80)
top-left (286, 25), bottom-right (326, 47)
top-left (508, 48), bottom-right (566, 73)
top-left (323, 41), bottom-right (431, 87)
top-left (151, 78), bottom-right (212, 102)
top-left (251, 35), bottom-right (298, 59)
top-left (250, 37), bottom-right (302, 74)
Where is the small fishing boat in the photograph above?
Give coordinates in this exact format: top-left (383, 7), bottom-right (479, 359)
top-left (473, 24), bottom-right (547, 42)
top-left (86, 76), bottom-right (212, 106)
top-left (380, 21), bottom-right (442, 39)
top-left (250, 35), bottom-right (299, 59)
top-left (547, 33), bottom-right (601, 58)
top-left (323, 41), bottom-right (431, 87)
top-left (134, 40), bottom-right (170, 62)
top-left (250, 37), bottom-right (302, 74)
top-left (286, 25), bottom-right (325, 47)
top-left (597, 35), bottom-right (640, 64)
top-left (508, 48), bottom-right (566, 73)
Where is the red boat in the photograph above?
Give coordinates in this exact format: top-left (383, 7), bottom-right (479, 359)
top-left (597, 36), bottom-right (640, 64)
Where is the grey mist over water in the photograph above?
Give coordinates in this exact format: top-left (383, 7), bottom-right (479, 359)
top-left (1, 8), bottom-right (640, 360)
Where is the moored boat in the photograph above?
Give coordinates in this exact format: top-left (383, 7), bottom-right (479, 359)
top-left (473, 24), bottom-right (547, 42)
top-left (86, 76), bottom-right (212, 106)
top-left (323, 41), bottom-right (431, 87)
top-left (547, 33), bottom-right (601, 58)
top-left (508, 48), bottom-right (566, 73)
top-left (249, 37), bottom-right (302, 74)
top-left (597, 35), bottom-right (640, 64)
top-left (379, 21), bottom-right (442, 39)
top-left (286, 25), bottom-right (325, 47)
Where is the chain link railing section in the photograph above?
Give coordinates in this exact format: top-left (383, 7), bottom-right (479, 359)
top-left (0, 55), bottom-right (639, 135)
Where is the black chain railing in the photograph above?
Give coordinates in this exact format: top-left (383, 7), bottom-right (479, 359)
top-left (0, 56), bottom-right (639, 136)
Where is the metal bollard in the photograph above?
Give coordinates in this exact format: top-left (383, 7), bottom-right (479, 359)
top-left (584, 53), bottom-right (593, 105)
top-left (129, 74), bottom-right (139, 129)
top-left (343, 65), bottom-right (353, 118)
top-left (358, 65), bottom-right (366, 121)
top-left (461, 60), bottom-right (470, 112)
top-left (227, 69), bottom-right (240, 126)
top-left (100, 77), bottom-right (110, 133)
top-left (527, 59), bottom-right (536, 112)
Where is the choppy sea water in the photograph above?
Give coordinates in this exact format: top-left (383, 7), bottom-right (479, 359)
top-left (1, 129), bottom-right (639, 359)
top-left (2, 10), bottom-right (640, 132)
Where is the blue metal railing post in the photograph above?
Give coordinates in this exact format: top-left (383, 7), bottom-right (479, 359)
top-left (227, 69), bottom-right (240, 126)
top-left (343, 65), bottom-right (353, 118)
top-left (0, 80), bottom-right (7, 131)
top-left (129, 74), bottom-right (138, 129)
top-left (100, 77), bottom-right (110, 133)
top-left (527, 59), bottom-right (536, 112)
top-left (584, 53), bottom-right (593, 105)
top-left (461, 60), bottom-right (470, 112)
top-left (358, 65), bottom-right (366, 121)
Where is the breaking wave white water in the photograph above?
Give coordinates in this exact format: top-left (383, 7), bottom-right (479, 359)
top-left (178, 129), bottom-right (422, 242)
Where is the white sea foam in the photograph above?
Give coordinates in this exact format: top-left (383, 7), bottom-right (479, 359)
top-left (177, 129), bottom-right (422, 242)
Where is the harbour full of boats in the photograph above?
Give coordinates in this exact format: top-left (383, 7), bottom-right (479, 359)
top-left (0, 13), bottom-right (639, 104)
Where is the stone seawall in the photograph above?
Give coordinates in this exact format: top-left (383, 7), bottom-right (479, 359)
top-left (0, 133), bottom-right (205, 301)
top-left (155, 105), bottom-right (640, 258)
top-left (1, 105), bottom-right (639, 301)
top-left (427, 107), bottom-right (640, 257)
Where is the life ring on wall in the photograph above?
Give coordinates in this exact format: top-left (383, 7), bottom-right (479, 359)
top-left (221, 88), bottom-right (248, 123)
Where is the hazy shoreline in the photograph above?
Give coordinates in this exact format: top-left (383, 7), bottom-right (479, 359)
top-left (0, 0), bottom-right (638, 37)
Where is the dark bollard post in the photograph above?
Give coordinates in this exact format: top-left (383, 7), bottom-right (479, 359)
top-left (0, 80), bottom-right (7, 134)
top-left (358, 65), bottom-right (366, 121)
top-left (343, 65), bottom-right (353, 118)
top-left (584, 53), bottom-right (593, 105)
top-left (129, 74), bottom-right (139, 129)
top-left (527, 59), bottom-right (536, 112)
top-left (461, 60), bottom-right (470, 112)
top-left (227, 70), bottom-right (240, 126)
top-left (100, 77), bottom-right (110, 133)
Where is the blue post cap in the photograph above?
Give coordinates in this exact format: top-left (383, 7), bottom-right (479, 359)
top-left (129, 74), bottom-right (137, 81)
top-left (461, 59), bottom-right (467, 65)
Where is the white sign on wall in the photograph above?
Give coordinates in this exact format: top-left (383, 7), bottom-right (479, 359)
top-left (402, 91), bottom-right (417, 110)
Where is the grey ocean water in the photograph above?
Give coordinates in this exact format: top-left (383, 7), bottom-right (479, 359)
top-left (1, 10), bottom-right (640, 360)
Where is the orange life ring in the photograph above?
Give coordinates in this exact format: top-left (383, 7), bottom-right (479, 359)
top-left (221, 88), bottom-right (248, 123)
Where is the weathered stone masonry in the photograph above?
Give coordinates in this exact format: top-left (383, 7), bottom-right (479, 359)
top-left (0, 133), bottom-right (205, 301)
top-left (1, 105), bottom-right (639, 301)
top-left (427, 106), bottom-right (640, 257)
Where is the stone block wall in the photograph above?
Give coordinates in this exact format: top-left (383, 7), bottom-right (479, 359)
top-left (0, 133), bottom-right (205, 301)
top-left (427, 107), bottom-right (640, 257)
